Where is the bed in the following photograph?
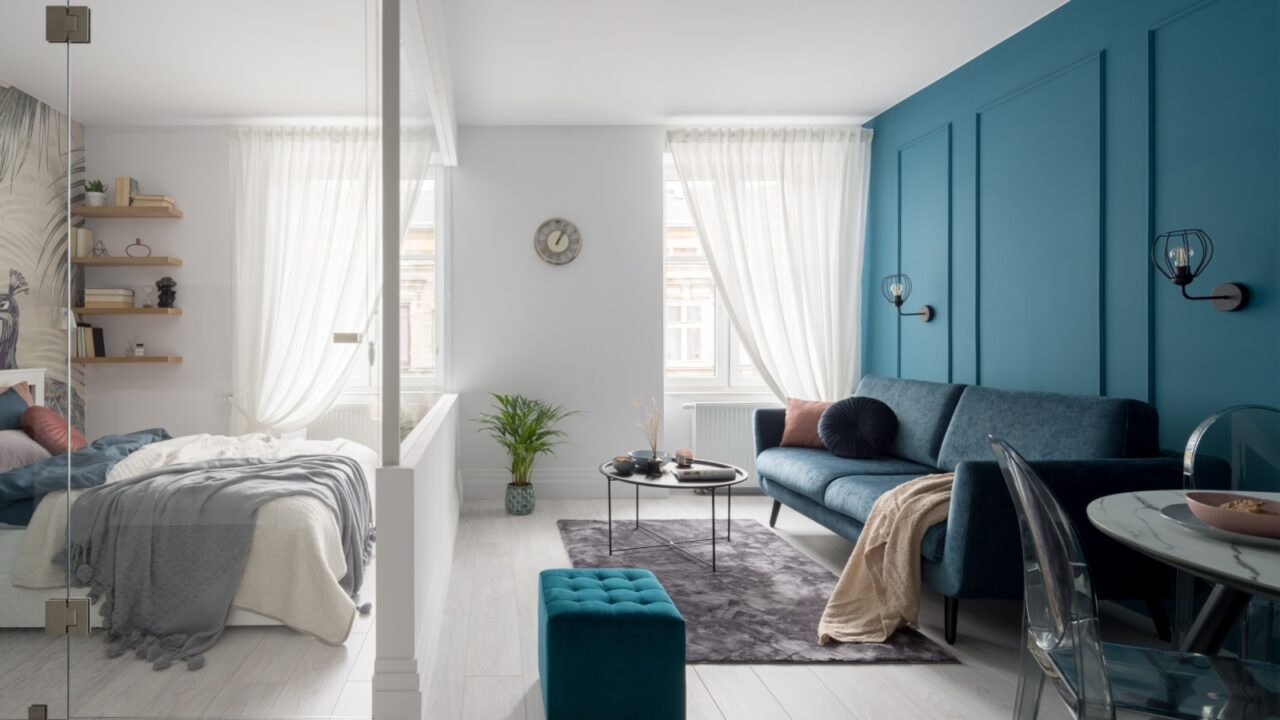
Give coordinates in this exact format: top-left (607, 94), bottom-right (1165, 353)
top-left (0, 368), bottom-right (377, 647)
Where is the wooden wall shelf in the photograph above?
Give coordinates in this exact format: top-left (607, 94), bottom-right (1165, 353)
top-left (74, 356), bottom-right (182, 365)
top-left (73, 307), bottom-right (182, 316)
top-left (73, 205), bottom-right (183, 219)
top-left (72, 256), bottom-right (183, 267)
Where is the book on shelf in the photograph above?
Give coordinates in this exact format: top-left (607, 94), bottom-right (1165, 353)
top-left (130, 194), bottom-right (174, 208)
top-left (91, 327), bottom-right (106, 358)
top-left (85, 287), bottom-right (134, 295)
top-left (114, 176), bottom-right (140, 207)
top-left (72, 228), bottom-right (93, 257)
top-left (82, 301), bottom-right (135, 309)
top-left (85, 291), bottom-right (134, 298)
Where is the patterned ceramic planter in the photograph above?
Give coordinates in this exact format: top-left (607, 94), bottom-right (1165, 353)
top-left (505, 483), bottom-right (535, 516)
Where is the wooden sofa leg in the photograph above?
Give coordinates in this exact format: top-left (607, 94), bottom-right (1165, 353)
top-left (768, 499), bottom-right (781, 528)
top-left (944, 596), bottom-right (959, 645)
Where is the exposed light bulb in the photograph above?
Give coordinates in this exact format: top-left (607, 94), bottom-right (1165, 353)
top-left (890, 283), bottom-right (903, 297)
top-left (1168, 245), bottom-right (1193, 268)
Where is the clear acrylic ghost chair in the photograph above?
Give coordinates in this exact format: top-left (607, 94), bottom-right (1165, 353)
top-left (1180, 405), bottom-right (1280, 658)
top-left (988, 436), bottom-right (1280, 719)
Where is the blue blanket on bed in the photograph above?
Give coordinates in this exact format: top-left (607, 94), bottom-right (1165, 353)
top-left (0, 428), bottom-right (170, 526)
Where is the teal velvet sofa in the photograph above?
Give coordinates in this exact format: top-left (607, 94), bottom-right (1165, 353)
top-left (755, 375), bottom-right (1183, 644)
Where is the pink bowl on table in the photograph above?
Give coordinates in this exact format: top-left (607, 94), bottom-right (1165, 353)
top-left (1185, 492), bottom-right (1280, 539)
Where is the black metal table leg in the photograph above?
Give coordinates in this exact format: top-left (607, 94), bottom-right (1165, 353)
top-left (1179, 584), bottom-right (1254, 655)
top-left (607, 478), bottom-right (613, 555)
top-left (711, 487), bottom-right (717, 572)
top-left (635, 484), bottom-right (639, 529)
top-left (727, 485), bottom-right (732, 541)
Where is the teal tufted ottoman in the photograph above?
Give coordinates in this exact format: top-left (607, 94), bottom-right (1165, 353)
top-left (538, 568), bottom-right (686, 719)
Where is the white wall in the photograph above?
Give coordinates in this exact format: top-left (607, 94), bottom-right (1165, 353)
top-left (452, 126), bottom-right (664, 495)
top-left (83, 126), bottom-right (233, 438)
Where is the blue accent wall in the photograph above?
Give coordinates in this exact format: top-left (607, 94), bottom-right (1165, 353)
top-left (863, 0), bottom-right (1278, 447)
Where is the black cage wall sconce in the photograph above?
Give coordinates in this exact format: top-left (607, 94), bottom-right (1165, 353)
top-left (881, 273), bottom-right (933, 322)
top-left (1150, 229), bottom-right (1249, 312)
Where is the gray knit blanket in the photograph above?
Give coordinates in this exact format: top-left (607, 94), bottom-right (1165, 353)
top-left (61, 454), bottom-right (373, 671)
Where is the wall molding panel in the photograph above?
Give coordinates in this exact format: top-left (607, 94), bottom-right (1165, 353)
top-left (864, 0), bottom-right (1277, 446)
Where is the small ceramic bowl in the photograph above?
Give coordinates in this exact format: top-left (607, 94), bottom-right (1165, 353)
top-left (611, 457), bottom-right (636, 476)
top-left (1185, 492), bottom-right (1280, 539)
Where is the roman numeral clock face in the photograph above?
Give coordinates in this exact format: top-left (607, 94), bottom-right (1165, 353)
top-left (534, 218), bottom-right (582, 265)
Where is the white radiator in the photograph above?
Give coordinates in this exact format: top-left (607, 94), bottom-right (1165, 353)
top-left (307, 400), bottom-right (381, 453)
top-left (685, 402), bottom-right (779, 489)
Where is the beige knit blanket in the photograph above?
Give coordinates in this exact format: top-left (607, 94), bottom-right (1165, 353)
top-left (818, 473), bottom-right (954, 644)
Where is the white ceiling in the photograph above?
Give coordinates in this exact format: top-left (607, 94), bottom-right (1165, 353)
top-left (0, 0), bottom-right (370, 125)
top-left (444, 0), bottom-right (1068, 125)
top-left (0, 0), bottom-right (1067, 127)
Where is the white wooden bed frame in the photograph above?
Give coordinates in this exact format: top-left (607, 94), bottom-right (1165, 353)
top-left (0, 367), bottom-right (279, 628)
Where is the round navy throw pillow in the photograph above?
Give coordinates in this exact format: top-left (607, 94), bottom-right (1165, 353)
top-left (818, 396), bottom-right (898, 459)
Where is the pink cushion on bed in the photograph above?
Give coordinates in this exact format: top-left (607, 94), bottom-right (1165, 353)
top-left (780, 398), bottom-right (832, 449)
top-left (21, 406), bottom-right (88, 455)
top-left (0, 382), bottom-right (34, 407)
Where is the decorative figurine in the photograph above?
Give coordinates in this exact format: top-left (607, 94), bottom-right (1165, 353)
top-left (125, 238), bottom-right (153, 257)
top-left (675, 448), bottom-right (694, 468)
top-left (91, 237), bottom-right (110, 257)
top-left (156, 276), bottom-right (177, 308)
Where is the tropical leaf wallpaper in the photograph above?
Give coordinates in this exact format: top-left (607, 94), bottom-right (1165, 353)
top-left (0, 80), bottom-right (85, 430)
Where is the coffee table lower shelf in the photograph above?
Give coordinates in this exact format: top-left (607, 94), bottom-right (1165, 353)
top-left (606, 479), bottom-right (734, 571)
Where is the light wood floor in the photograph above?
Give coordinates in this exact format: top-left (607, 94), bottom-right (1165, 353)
top-left (0, 565), bottom-right (376, 720)
top-left (425, 494), bottom-right (1163, 720)
top-left (1, 493), bottom-right (1162, 719)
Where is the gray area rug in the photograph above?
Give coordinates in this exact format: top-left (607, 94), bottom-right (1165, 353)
top-left (557, 518), bottom-right (956, 664)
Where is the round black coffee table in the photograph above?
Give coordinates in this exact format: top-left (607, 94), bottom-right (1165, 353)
top-left (597, 458), bottom-right (748, 572)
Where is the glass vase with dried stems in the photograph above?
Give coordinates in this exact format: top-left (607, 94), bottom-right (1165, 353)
top-left (474, 393), bottom-right (578, 515)
top-left (634, 396), bottom-right (663, 475)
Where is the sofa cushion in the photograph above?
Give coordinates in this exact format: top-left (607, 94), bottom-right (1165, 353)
top-left (780, 398), bottom-right (831, 448)
top-left (936, 385), bottom-right (1160, 471)
top-left (821, 475), bottom-right (947, 562)
top-left (854, 375), bottom-right (966, 467)
top-left (818, 396), bottom-right (897, 459)
top-left (755, 447), bottom-right (935, 503)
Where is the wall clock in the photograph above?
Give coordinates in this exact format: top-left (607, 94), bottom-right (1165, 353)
top-left (534, 218), bottom-right (582, 265)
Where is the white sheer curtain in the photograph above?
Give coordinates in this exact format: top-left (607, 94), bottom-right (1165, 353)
top-left (667, 127), bottom-right (873, 402)
top-left (230, 126), bottom-right (431, 435)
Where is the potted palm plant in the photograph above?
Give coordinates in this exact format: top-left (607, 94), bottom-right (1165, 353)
top-left (474, 393), bottom-right (578, 515)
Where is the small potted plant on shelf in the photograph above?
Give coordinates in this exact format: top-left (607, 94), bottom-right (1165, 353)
top-left (84, 179), bottom-right (107, 207)
top-left (474, 393), bottom-right (578, 516)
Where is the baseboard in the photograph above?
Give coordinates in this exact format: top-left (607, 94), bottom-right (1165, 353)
top-left (460, 468), bottom-right (763, 499)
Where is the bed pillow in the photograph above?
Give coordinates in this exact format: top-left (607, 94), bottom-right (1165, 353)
top-left (0, 429), bottom-right (52, 473)
top-left (0, 387), bottom-right (29, 430)
top-left (0, 382), bottom-right (34, 407)
top-left (21, 406), bottom-right (88, 455)
top-left (818, 396), bottom-right (899, 459)
top-left (780, 398), bottom-right (833, 448)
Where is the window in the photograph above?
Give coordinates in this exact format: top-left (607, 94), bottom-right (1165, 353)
top-left (663, 154), bottom-right (762, 389)
top-left (399, 187), bottom-right (437, 380)
top-left (340, 172), bottom-right (442, 394)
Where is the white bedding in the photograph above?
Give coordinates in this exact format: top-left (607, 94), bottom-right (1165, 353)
top-left (11, 433), bottom-right (378, 644)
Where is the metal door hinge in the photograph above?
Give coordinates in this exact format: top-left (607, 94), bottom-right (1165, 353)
top-left (45, 597), bottom-right (91, 636)
top-left (28, 704), bottom-right (48, 720)
top-left (46, 6), bottom-right (91, 43)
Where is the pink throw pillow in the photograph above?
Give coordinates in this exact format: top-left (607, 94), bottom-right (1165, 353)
top-left (21, 406), bottom-right (88, 455)
top-left (780, 398), bottom-right (832, 449)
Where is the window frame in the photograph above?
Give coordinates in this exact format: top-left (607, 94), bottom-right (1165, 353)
top-left (662, 153), bottom-right (765, 393)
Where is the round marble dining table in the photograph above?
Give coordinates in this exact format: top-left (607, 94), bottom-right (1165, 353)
top-left (1088, 489), bottom-right (1280, 654)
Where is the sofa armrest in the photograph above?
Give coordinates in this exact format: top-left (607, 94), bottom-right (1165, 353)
top-left (939, 456), bottom-right (1184, 599)
top-left (754, 408), bottom-right (786, 455)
